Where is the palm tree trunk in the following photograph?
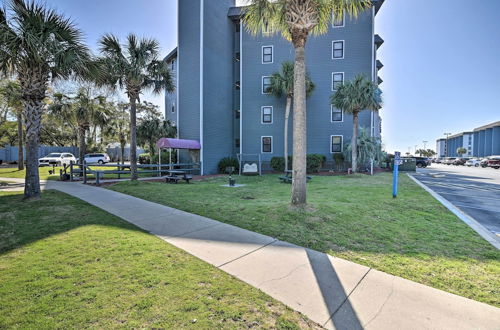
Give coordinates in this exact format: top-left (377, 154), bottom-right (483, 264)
top-left (130, 98), bottom-right (138, 180)
top-left (23, 99), bottom-right (43, 199)
top-left (17, 112), bottom-right (24, 171)
top-left (284, 96), bottom-right (292, 172)
top-left (352, 111), bottom-right (359, 173)
top-left (291, 44), bottom-right (307, 206)
top-left (78, 126), bottom-right (86, 166)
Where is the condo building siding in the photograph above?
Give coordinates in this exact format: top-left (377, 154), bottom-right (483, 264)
top-left (166, 0), bottom-right (384, 174)
top-left (436, 121), bottom-right (500, 158)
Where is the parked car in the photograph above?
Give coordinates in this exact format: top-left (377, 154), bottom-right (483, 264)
top-left (38, 153), bottom-right (76, 167)
top-left (480, 157), bottom-right (490, 168)
top-left (453, 157), bottom-right (468, 166)
top-left (487, 156), bottom-right (500, 169)
top-left (465, 158), bottom-right (481, 167)
top-left (78, 153), bottom-right (111, 164)
top-left (442, 157), bottom-right (456, 165)
top-left (415, 157), bottom-right (431, 168)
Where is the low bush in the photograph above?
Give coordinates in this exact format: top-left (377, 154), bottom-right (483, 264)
top-left (270, 156), bottom-right (292, 172)
top-left (217, 157), bottom-right (239, 174)
top-left (138, 153), bottom-right (151, 164)
top-left (270, 154), bottom-right (326, 173)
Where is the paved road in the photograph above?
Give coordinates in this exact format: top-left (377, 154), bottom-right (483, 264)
top-left (413, 164), bottom-right (500, 237)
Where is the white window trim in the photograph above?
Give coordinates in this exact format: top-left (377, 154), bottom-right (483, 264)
top-left (261, 106), bottom-right (273, 124)
top-left (262, 45), bottom-right (273, 64)
top-left (262, 76), bottom-right (272, 94)
top-left (330, 135), bottom-right (344, 153)
top-left (331, 72), bottom-right (344, 91)
top-left (332, 10), bottom-right (345, 28)
top-left (332, 40), bottom-right (345, 59)
top-left (261, 136), bottom-right (273, 153)
top-left (331, 105), bottom-right (343, 123)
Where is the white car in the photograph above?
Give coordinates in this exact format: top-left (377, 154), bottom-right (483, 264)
top-left (79, 153), bottom-right (110, 164)
top-left (38, 153), bottom-right (77, 167)
top-left (465, 158), bottom-right (481, 167)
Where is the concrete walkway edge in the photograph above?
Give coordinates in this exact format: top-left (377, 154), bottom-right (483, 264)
top-left (407, 173), bottom-right (500, 250)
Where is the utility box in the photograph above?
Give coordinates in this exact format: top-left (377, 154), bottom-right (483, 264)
top-left (395, 158), bottom-right (416, 172)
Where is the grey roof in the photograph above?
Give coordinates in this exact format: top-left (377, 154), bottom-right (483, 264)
top-left (374, 34), bottom-right (384, 47)
top-left (473, 121), bottom-right (500, 132)
top-left (374, 0), bottom-right (385, 15)
top-left (376, 60), bottom-right (384, 70)
top-left (164, 47), bottom-right (177, 63)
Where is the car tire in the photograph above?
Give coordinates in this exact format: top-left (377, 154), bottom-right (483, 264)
top-left (98, 160), bottom-right (104, 165)
top-left (416, 163), bottom-right (422, 168)
top-left (475, 164), bottom-right (479, 167)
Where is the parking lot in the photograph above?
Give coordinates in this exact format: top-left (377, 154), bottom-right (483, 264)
top-left (412, 164), bottom-right (500, 238)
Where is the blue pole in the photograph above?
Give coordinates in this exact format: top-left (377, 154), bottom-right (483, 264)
top-left (393, 162), bottom-right (399, 198)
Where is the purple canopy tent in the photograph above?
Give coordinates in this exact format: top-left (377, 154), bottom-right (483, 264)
top-left (156, 138), bottom-right (201, 169)
top-left (156, 138), bottom-right (201, 150)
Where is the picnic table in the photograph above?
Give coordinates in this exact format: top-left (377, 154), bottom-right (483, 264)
top-left (165, 170), bottom-right (193, 184)
top-left (279, 170), bottom-right (312, 183)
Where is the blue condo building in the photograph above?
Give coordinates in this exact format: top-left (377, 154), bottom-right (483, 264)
top-left (165, 0), bottom-right (385, 174)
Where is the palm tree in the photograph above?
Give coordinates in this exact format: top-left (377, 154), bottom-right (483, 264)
top-left (137, 117), bottom-right (176, 161)
top-left (97, 34), bottom-right (175, 180)
top-left (0, 80), bottom-right (24, 170)
top-left (456, 147), bottom-right (467, 157)
top-left (104, 103), bottom-right (130, 164)
top-left (0, 0), bottom-right (94, 199)
top-left (268, 61), bottom-right (314, 172)
top-left (244, 0), bottom-right (371, 205)
top-left (331, 75), bottom-right (381, 173)
top-left (49, 89), bottom-right (110, 165)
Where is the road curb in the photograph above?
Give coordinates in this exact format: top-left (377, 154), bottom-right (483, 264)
top-left (407, 173), bottom-right (500, 250)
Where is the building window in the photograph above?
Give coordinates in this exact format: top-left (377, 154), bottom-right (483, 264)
top-left (171, 103), bottom-right (175, 113)
top-left (236, 23), bottom-right (240, 33)
top-left (235, 81), bottom-right (240, 90)
top-left (261, 106), bottom-right (273, 124)
top-left (262, 46), bottom-right (273, 64)
top-left (332, 41), bottom-right (344, 59)
top-left (235, 138), bottom-right (240, 149)
top-left (171, 59), bottom-right (175, 71)
top-left (331, 106), bottom-right (343, 122)
top-left (332, 11), bottom-right (345, 27)
top-left (235, 109), bottom-right (240, 119)
top-left (262, 136), bottom-right (273, 153)
top-left (262, 76), bottom-right (272, 94)
top-left (331, 135), bottom-right (343, 153)
top-left (332, 72), bottom-right (344, 91)
top-left (235, 52), bottom-right (240, 62)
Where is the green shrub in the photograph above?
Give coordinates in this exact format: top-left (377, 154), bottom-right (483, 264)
top-left (271, 154), bottom-right (325, 173)
top-left (217, 157), bottom-right (239, 174)
top-left (270, 156), bottom-right (292, 172)
top-left (138, 153), bottom-right (151, 164)
top-left (306, 154), bottom-right (326, 173)
top-left (332, 153), bottom-right (345, 171)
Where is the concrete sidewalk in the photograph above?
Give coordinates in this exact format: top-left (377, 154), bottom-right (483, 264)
top-left (46, 181), bottom-right (500, 330)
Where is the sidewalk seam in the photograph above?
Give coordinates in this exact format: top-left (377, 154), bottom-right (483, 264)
top-left (323, 268), bottom-right (372, 327)
top-left (407, 173), bottom-right (500, 250)
top-left (217, 239), bottom-right (278, 268)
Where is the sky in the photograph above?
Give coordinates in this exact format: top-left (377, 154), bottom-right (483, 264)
top-left (2, 0), bottom-right (499, 154)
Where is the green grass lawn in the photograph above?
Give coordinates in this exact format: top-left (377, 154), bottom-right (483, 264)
top-left (0, 190), bottom-right (319, 329)
top-left (109, 173), bottom-right (500, 307)
top-left (0, 166), bottom-right (163, 181)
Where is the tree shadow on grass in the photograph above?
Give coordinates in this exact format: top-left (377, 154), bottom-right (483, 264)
top-left (0, 190), bottom-right (143, 255)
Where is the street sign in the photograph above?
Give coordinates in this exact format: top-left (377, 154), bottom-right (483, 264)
top-left (393, 151), bottom-right (400, 198)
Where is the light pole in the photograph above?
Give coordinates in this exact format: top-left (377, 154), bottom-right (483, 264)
top-left (414, 145), bottom-right (418, 156)
top-left (423, 140), bottom-right (428, 150)
top-left (444, 133), bottom-right (452, 157)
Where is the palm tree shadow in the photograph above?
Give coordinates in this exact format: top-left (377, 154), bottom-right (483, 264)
top-left (305, 248), bottom-right (364, 329)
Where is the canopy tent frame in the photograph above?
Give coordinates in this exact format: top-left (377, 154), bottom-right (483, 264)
top-left (156, 138), bottom-right (202, 172)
